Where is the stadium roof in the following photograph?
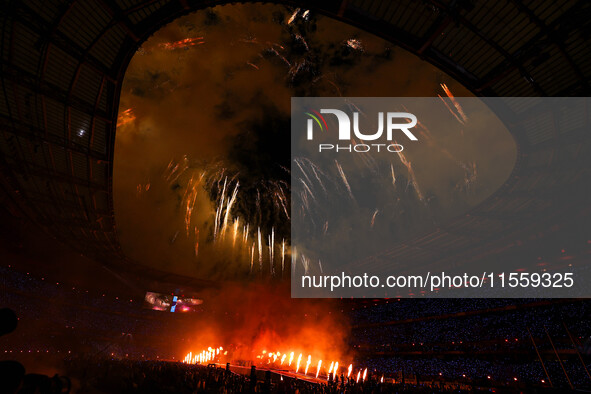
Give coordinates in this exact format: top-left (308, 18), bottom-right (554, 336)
top-left (1, 0), bottom-right (589, 285)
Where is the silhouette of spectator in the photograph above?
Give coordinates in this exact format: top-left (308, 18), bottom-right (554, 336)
top-left (0, 361), bottom-right (25, 394)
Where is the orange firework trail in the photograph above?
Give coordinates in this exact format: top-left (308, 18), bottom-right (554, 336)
top-left (441, 83), bottom-right (468, 123)
top-left (163, 157), bottom-right (189, 185)
top-left (194, 227), bottom-right (199, 257)
top-left (257, 227), bottom-right (263, 272)
top-left (267, 235), bottom-right (275, 275)
top-left (213, 177), bottom-right (227, 241)
top-left (221, 181), bottom-right (239, 239)
top-left (243, 224), bottom-right (249, 244)
top-left (304, 355), bottom-right (311, 375)
top-left (294, 33), bottom-right (309, 51)
top-left (438, 94), bottom-right (465, 125)
top-left (270, 228), bottom-right (275, 272)
top-left (152, 158), bottom-right (291, 276)
top-left (287, 8), bottom-right (299, 24)
top-left (348, 364), bottom-right (353, 377)
top-left (295, 158), bottom-right (314, 186)
top-left (273, 186), bottom-right (290, 219)
top-left (304, 158), bottom-right (327, 195)
top-left (335, 160), bottom-right (355, 201)
top-left (232, 220), bottom-right (239, 248)
top-left (183, 172), bottom-right (205, 236)
top-left (159, 37), bottom-right (204, 50)
top-left (281, 239), bottom-right (286, 277)
top-left (300, 254), bottom-right (310, 275)
top-left (345, 38), bottom-right (363, 51)
top-left (370, 209), bottom-right (379, 228)
top-left (136, 181), bottom-right (150, 197)
top-left (407, 164), bottom-right (424, 201)
top-left (316, 360), bottom-right (322, 378)
top-left (296, 353), bottom-right (302, 373)
top-left (269, 47), bottom-right (291, 67)
top-left (117, 108), bottom-right (136, 127)
top-left (396, 148), bottom-right (424, 201)
top-left (351, 138), bottom-right (378, 170)
top-left (250, 243), bottom-right (255, 273)
top-left (299, 179), bottom-right (316, 208)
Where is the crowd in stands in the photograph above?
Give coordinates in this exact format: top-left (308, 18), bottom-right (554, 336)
top-left (350, 299), bottom-right (590, 387)
top-left (62, 358), bottom-right (475, 393)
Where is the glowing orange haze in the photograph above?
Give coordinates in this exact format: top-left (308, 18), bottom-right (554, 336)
top-left (181, 282), bottom-right (354, 378)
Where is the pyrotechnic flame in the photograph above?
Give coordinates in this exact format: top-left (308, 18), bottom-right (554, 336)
top-left (363, 368), bottom-right (367, 381)
top-left (348, 364), bottom-right (352, 377)
top-left (187, 346), bottom-right (353, 382)
top-left (183, 345), bottom-right (223, 365)
top-left (356, 370), bottom-right (361, 383)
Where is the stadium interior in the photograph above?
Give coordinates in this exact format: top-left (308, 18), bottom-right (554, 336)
top-left (1, 0), bottom-right (591, 393)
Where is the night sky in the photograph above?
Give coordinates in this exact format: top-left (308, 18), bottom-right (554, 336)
top-left (113, 4), bottom-right (516, 280)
